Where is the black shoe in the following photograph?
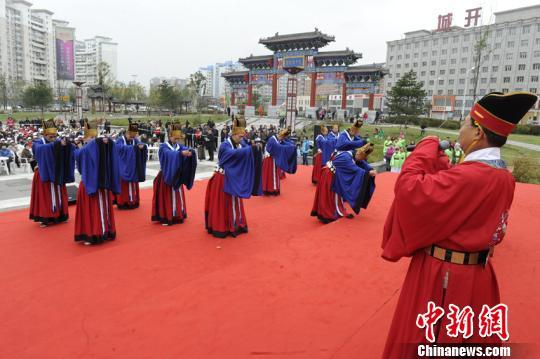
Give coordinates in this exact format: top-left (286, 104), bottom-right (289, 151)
top-left (346, 214), bottom-right (354, 219)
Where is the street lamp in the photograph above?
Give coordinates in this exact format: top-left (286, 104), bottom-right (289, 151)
top-left (461, 66), bottom-right (475, 120)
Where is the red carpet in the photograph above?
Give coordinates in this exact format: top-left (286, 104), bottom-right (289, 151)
top-left (1, 166), bottom-right (539, 358)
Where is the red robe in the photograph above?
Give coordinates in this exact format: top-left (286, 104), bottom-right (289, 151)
top-left (262, 156), bottom-right (281, 195)
top-left (29, 169), bottom-right (69, 224)
top-left (311, 151), bottom-right (323, 184)
top-left (382, 138), bottom-right (515, 358)
top-left (310, 166), bottom-right (348, 223)
top-left (116, 180), bottom-right (140, 209)
top-left (151, 171), bottom-right (187, 225)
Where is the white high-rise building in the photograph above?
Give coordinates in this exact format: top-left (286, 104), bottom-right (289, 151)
top-left (199, 61), bottom-right (245, 99)
top-left (75, 36), bottom-right (118, 85)
top-left (385, 5), bottom-right (540, 121)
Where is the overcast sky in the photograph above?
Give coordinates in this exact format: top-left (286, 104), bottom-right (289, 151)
top-left (38, 0), bottom-right (539, 88)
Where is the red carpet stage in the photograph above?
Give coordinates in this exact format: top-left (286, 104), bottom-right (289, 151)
top-left (1, 167), bottom-right (539, 358)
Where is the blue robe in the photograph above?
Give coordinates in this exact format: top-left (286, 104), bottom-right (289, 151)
top-left (335, 130), bottom-right (366, 152)
top-left (265, 135), bottom-right (297, 174)
top-left (332, 152), bottom-right (375, 214)
top-left (318, 134), bottom-right (336, 165)
top-left (218, 138), bottom-right (256, 198)
top-left (115, 136), bottom-right (148, 183)
top-left (75, 138), bottom-right (120, 195)
top-left (33, 138), bottom-right (75, 185)
top-left (158, 142), bottom-right (197, 190)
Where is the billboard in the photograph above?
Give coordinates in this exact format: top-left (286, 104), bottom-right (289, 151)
top-left (55, 27), bottom-right (75, 80)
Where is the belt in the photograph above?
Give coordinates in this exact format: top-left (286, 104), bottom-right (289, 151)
top-left (326, 161), bottom-right (336, 174)
top-left (425, 245), bottom-right (491, 266)
top-left (214, 165), bottom-right (225, 174)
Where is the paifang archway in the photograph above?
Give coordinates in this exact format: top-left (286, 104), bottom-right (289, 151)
top-left (223, 30), bottom-right (387, 128)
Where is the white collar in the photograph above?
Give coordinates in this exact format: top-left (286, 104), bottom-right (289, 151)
top-left (165, 141), bottom-right (178, 151)
top-left (342, 130), bottom-right (352, 141)
top-left (464, 147), bottom-right (501, 162)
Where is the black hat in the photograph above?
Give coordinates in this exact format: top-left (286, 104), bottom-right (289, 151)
top-left (471, 91), bottom-right (538, 137)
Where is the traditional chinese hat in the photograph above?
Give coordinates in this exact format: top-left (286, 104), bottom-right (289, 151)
top-left (356, 142), bottom-right (374, 157)
top-left (320, 124), bottom-right (329, 134)
top-left (168, 123), bottom-right (184, 140)
top-left (471, 91), bottom-right (538, 137)
top-left (231, 116), bottom-right (246, 136)
top-left (83, 119), bottom-right (98, 138)
top-left (42, 119), bottom-right (57, 136)
top-left (279, 127), bottom-right (291, 139)
top-left (127, 123), bottom-right (139, 136)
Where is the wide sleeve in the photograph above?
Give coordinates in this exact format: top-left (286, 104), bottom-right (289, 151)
top-left (220, 143), bottom-right (255, 198)
top-left (77, 140), bottom-right (99, 195)
top-left (335, 133), bottom-right (366, 152)
top-left (266, 137), bottom-right (297, 174)
top-left (381, 138), bottom-right (481, 261)
top-left (32, 140), bottom-right (56, 182)
top-left (115, 140), bottom-right (136, 182)
top-left (177, 144), bottom-right (197, 190)
top-left (158, 144), bottom-right (183, 187)
top-left (332, 154), bottom-right (369, 214)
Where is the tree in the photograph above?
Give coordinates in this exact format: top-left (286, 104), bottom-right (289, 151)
top-left (23, 82), bottom-right (54, 117)
top-left (187, 71), bottom-right (206, 111)
top-left (0, 74), bottom-right (7, 110)
top-left (386, 70), bottom-right (427, 120)
top-left (471, 26), bottom-right (492, 102)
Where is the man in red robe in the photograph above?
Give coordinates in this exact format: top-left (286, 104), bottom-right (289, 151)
top-left (381, 92), bottom-right (538, 358)
top-left (311, 125), bottom-right (328, 184)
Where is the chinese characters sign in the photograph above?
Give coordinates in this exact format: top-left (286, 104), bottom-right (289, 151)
top-left (417, 301), bottom-right (509, 342)
top-left (437, 7), bottom-right (482, 31)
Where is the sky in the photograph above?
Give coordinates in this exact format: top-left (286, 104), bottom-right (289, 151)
top-left (38, 0), bottom-right (540, 88)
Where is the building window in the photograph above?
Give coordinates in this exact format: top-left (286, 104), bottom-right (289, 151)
top-left (450, 58), bottom-right (457, 65)
top-left (398, 45), bottom-right (402, 50)
top-left (414, 53), bottom-right (419, 58)
top-left (422, 51), bottom-right (428, 57)
top-left (429, 80), bottom-right (434, 85)
top-left (443, 38), bottom-right (448, 44)
top-left (493, 54), bottom-right (500, 61)
top-left (494, 42), bottom-right (501, 49)
top-left (458, 89), bottom-right (464, 95)
top-left (482, 66), bottom-right (488, 73)
top-left (523, 25), bottom-right (530, 34)
top-left (452, 48), bottom-right (458, 54)
top-left (423, 40), bottom-right (428, 46)
top-left (414, 42), bottom-right (419, 49)
top-left (520, 52), bottom-right (527, 59)
top-left (518, 76), bottom-right (525, 83)
top-left (397, 64), bottom-right (402, 68)
top-left (503, 77), bottom-right (511, 83)
top-left (459, 78), bottom-right (465, 84)
top-left (428, 90), bottom-right (433, 96)
top-left (460, 68), bottom-right (466, 74)
top-left (441, 49), bottom-right (447, 55)
top-left (479, 89), bottom-right (486, 95)
top-left (413, 62), bottom-right (418, 67)
top-left (536, 38), bottom-right (540, 46)
top-left (438, 90), bottom-right (443, 95)
top-left (448, 89), bottom-right (453, 95)
top-left (461, 58), bottom-right (468, 64)
top-left (496, 29), bottom-right (503, 37)
top-left (518, 64), bottom-right (526, 70)
top-left (405, 54), bottom-right (410, 59)
top-left (396, 73), bottom-right (401, 78)
top-left (453, 36), bottom-right (459, 43)
top-left (432, 50), bottom-right (437, 56)
top-left (506, 53), bottom-right (514, 60)
top-left (387, 82), bottom-right (392, 88)
top-left (389, 56), bottom-right (394, 61)
top-left (397, 55), bottom-right (402, 60)
top-left (421, 71), bottom-right (426, 76)
top-left (530, 88), bottom-right (537, 94)
top-left (430, 70), bottom-right (436, 75)
top-left (449, 68), bottom-right (456, 74)
top-left (521, 39), bottom-right (529, 47)
top-left (431, 60), bottom-right (436, 66)
top-left (464, 34), bottom-right (470, 41)
top-left (441, 59), bottom-right (447, 65)
top-left (534, 63), bottom-right (540, 70)
top-left (504, 65), bottom-right (512, 71)
top-left (508, 27), bottom-right (516, 35)
top-left (531, 76), bottom-right (539, 82)
top-left (433, 39), bottom-right (438, 45)
top-left (535, 51), bottom-right (540, 58)
top-left (406, 43), bottom-right (411, 50)
top-left (515, 88), bottom-right (523, 92)
top-left (449, 79), bottom-right (455, 85)
top-left (462, 46), bottom-right (469, 52)
top-left (507, 41), bottom-right (514, 48)
top-left (438, 79), bottom-right (444, 85)
top-left (405, 63), bottom-right (410, 68)
top-left (490, 77), bottom-right (497, 83)
top-left (439, 69), bottom-right (445, 75)
top-left (422, 61), bottom-right (427, 66)
top-left (481, 78), bottom-right (487, 84)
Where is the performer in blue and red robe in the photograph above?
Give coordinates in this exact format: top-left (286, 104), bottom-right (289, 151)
top-left (261, 127), bottom-right (297, 196)
top-left (311, 133), bottom-right (376, 224)
top-left (29, 119), bottom-right (75, 227)
top-left (205, 117), bottom-right (262, 238)
top-left (115, 123), bottom-right (148, 209)
top-left (311, 125), bottom-right (329, 184)
top-left (381, 92), bottom-right (537, 358)
top-left (74, 120), bottom-right (120, 245)
top-left (151, 124), bottom-right (197, 226)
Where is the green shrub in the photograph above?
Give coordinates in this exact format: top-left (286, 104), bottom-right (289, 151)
top-left (513, 124), bottom-right (540, 136)
top-left (512, 157), bottom-right (540, 184)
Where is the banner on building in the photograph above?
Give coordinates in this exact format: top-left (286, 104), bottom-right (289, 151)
top-left (55, 27), bottom-right (75, 80)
